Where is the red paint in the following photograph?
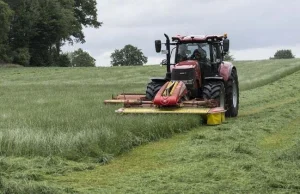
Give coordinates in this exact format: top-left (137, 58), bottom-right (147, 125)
top-left (208, 107), bottom-right (226, 113)
top-left (173, 60), bottom-right (201, 87)
top-left (219, 62), bottom-right (233, 81)
top-left (153, 81), bottom-right (187, 106)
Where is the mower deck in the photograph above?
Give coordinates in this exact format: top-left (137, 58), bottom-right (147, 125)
top-left (104, 93), bottom-right (226, 125)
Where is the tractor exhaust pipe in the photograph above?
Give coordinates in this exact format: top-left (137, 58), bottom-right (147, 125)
top-left (164, 33), bottom-right (171, 80)
top-left (155, 34), bottom-right (172, 80)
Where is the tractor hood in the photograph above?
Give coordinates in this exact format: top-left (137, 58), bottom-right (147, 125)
top-left (174, 60), bottom-right (198, 69)
top-left (171, 60), bottom-right (201, 85)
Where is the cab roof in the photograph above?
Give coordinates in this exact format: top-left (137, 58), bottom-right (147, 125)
top-left (172, 34), bottom-right (226, 43)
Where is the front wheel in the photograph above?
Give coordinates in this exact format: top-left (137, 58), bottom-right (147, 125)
top-left (225, 68), bottom-right (239, 117)
top-left (145, 81), bottom-right (164, 100)
top-left (203, 82), bottom-right (225, 108)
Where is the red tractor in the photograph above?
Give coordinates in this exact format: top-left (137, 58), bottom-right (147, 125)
top-left (105, 34), bottom-right (239, 125)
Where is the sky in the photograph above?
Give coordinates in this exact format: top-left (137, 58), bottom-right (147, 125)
top-left (63, 0), bottom-right (300, 66)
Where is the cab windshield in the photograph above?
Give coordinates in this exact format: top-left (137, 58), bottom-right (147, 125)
top-left (176, 43), bottom-right (210, 63)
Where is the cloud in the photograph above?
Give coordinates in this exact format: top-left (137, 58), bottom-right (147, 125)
top-left (63, 0), bottom-right (300, 66)
top-left (94, 51), bottom-right (113, 67)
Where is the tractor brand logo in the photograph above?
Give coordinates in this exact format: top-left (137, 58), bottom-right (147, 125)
top-left (180, 72), bottom-right (187, 75)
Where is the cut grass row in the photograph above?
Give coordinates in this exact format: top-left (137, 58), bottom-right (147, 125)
top-left (237, 59), bottom-right (300, 90)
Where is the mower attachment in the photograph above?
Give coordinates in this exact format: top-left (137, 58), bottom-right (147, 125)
top-left (104, 81), bottom-right (226, 125)
top-left (115, 107), bottom-right (225, 125)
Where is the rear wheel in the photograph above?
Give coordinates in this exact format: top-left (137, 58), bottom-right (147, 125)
top-left (145, 81), bottom-right (164, 100)
top-left (225, 68), bottom-right (239, 117)
top-left (203, 82), bottom-right (225, 108)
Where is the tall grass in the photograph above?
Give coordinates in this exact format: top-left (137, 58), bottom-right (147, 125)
top-left (0, 67), bottom-right (200, 161)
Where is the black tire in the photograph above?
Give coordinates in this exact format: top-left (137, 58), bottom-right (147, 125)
top-left (145, 81), bottom-right (164, 100)
top-left (225, 68), bottom-right (239, 117)
top-left (203, 82), bottom-right (225, 108)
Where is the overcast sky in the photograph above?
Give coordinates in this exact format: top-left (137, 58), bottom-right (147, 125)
top-left (63, 0), bottom-right (300, 66)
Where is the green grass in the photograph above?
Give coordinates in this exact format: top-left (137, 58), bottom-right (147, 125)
top-left (1, 58), bottom-right (300, 193)
top-left (236, 59), bottom-right (300, 90)
top-left (52, 64), bottom-right (300, 193)
top-left (0, 67), bottom-right (199, 161)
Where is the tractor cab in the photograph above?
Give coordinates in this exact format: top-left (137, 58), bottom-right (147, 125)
top-left (172, 35), bottom-right (229, 79)
top-left (156, 34), bottom-right (229, 81)
top-left (174, 42), bottom-right (214, 85)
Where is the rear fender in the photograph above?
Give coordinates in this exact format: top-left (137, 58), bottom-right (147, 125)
top-left (204, 76), bottom-right (224, 84)
top-left (219, 62), bottom-right (235, 82)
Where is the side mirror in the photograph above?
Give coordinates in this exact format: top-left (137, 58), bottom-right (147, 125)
top-left (155, 40), bottom-right (161, 53)
top-left (223, 39), bottom-right (230, 53)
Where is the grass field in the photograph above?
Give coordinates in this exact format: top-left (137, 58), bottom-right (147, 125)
top-left (1, 58), bottom-right (300, 193)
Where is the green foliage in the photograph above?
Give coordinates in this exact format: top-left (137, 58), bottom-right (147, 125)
top-left (74, 0), bottom-right (102, 28)
top-left (12, 47), bottom-right (30, 66)
top-left (0, 0), bottom-right (13, 63)
top-left (273, 49), bottom-right (295, 59)
top-left (71, 48), bottom-right (95, 67)
top-left (2, 0), bottom-right (101, 66)
top-left (70, 0), bottom-right (102, 43)
top-left (0, 44), bottom-right (12, 63)
top-left (57, 53), bottom-right (71, 67)
top-left (0, 0), bottom-right (13, 42)
top-left (224, 52), bottom-right (234, 61)
top-left (110, 44), bottom-right (148, 66)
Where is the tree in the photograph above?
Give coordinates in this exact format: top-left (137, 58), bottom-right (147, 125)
top-left (0, 0), bottom-right (13, 63)
top-left (71, 48), bottom-right (96, 67)
top-left (0, 1), bottom-right (13, 42)
top-left (72, 0), bottom-right (101, 43)
top-left (110, 45), bottom-right (148, 66)
top-left (224, 52), bottom-right (234, 61)
top-left (57, 53), bottom-right (71, 67)
top-left (3, 0), bottom-right (102, 66)
top-left (29, 0), bottom-right (78, 66)
top-left (12, 47), bottom-right (30, 66)
top-left (273, 49), bottom-right (295, 59)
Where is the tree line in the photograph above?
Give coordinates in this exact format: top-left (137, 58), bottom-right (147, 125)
top-left (110, 46), bottom-right (296, 66)
top-left (0, 0), bottom-right (100, 67)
